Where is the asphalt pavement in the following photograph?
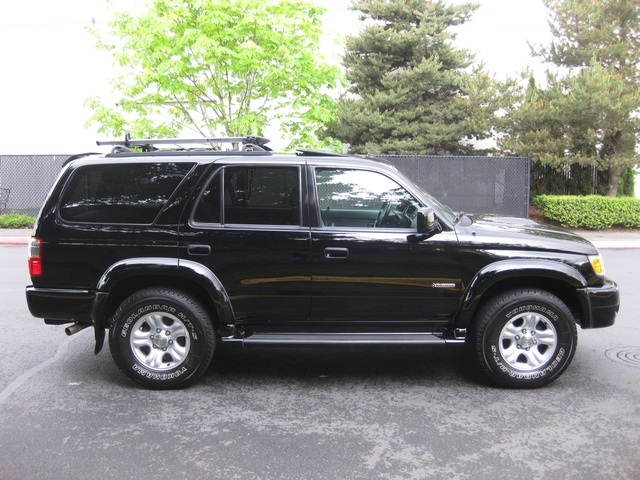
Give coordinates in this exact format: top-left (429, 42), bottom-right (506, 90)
top-left (2, 244), bottom-right (640, 480)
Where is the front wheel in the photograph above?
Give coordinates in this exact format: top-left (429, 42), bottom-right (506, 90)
top-left (109, 288), bottom-right (215, 389)
top-left (470, 288), bottom-right (577, 388)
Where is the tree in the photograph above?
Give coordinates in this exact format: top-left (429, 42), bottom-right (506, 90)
top-left (539, 0), bottom-right (640, 81)
top-left (326, 0), bottom-right (500, 155)
top-left (86, 0), bottom-right (342, 148)
top-left (501, 65), bottom-right (639, 186)
top-left (500, 0), bottom-right (640, 196)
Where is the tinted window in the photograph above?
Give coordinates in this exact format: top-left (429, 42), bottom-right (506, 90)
top-left (316, 168), bottom-right (419, 228)
top-left (193, 171), bottom-right (222, 224)
top-left (194, 166), bottom-right (300, 226)
top-left (60, 162), bottom-right (194, 224)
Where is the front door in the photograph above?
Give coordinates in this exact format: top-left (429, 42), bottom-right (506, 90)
top-left (310, 167), bottom-right (461, 326)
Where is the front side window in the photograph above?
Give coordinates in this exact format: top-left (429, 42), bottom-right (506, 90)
top-left (316, 168), bottom-right (419, 228)
top-left (194, 166), bottom-right (301, 226)
top-left (59, 162), bottom-right (194, 224)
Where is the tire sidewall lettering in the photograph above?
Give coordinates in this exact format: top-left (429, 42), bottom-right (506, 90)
top-left (490, 344), bottom-right (566, 380)
top-left (505, 304), bottom-right (559, 322)
top-left (132, 363), bottom-right (188, 381)
top-left (120, 303), bottom-right (198, 340)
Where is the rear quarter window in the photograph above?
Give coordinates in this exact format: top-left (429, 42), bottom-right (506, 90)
top-left (59, 162), bottom-right (194, 224)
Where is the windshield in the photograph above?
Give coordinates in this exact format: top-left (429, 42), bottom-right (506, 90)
top-left (395, 171), bottom-right (457, 224)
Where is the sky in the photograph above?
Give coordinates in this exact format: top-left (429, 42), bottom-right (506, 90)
top-left (0, 0), bottom-right (552, 154)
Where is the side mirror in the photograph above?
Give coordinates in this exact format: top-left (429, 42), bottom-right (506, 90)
top-left (416, 207), bottom-right (440, 234)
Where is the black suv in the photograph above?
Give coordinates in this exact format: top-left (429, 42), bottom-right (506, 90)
top-left (26, 136), bottom-right (619, 389)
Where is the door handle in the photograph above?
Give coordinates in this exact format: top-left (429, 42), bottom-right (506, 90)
top-left (324, 247), bottom-right (349, 259)
top-left (187, 244), bottom-right (211, 256)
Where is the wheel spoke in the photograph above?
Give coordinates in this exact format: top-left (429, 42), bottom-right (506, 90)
top-left (146, 348), bottom-right (166, 369)
top-left (131, 328), bottom-right (153, 345)
top-left (529, 347), bottom-right (549, 367)
top-left (145, 313), bottom-right (164, 331)
top-left (502, 322), bottom-right (522, 338)
top-left (536, 328), bottom-right (556, 345)
top-left (167, 343), bottom-right (187, 363)
top-left (171, 323), bottom-right (188, 339)
top-left (504, 346), bottom-right (523, 365)
top-left (521, 314), bottom-right (539, 331)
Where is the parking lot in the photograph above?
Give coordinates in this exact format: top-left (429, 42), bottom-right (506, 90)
top-left (1, 243), bottom-right (639, 479)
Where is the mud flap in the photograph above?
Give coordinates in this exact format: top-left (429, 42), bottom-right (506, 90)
top-left (94, 322), bottom-right (106, 354)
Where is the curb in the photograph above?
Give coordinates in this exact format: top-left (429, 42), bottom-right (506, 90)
top-left (0, 237), bottom-right (30, 245)
top-left (592, 241), bottom-right (640, 250)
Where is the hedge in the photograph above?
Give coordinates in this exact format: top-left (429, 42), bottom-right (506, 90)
top-left (533, 195), bottom-right (640, 229)
top-left (0, 212), bottom-right (36, 229)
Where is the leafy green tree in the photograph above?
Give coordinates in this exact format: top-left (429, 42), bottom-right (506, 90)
top-left (86, 0), bottom-right (342, 148)
top-left (326, 0), bottom-right (500, 155)
top-left (500, 0), bottom-right (640, 196)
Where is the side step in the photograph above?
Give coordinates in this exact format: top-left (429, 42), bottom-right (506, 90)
top-left (222, 332), bottom-right (464, 346)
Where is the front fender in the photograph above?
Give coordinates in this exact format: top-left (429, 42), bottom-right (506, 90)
top-left (456, 259), bottom-right (586, 326)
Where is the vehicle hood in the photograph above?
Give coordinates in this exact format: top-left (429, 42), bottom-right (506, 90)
top-left (456, 214), bottom-right (598, 255)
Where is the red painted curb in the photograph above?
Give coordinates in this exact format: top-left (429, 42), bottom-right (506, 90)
top-left (0, 237), bottom-right (29, 245)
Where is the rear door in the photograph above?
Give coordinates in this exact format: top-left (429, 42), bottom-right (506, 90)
top-left (180, 162), bottom-right (312, 326)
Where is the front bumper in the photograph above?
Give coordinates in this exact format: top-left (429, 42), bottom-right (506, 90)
top-left (577, 277), bottom-right (620, 329)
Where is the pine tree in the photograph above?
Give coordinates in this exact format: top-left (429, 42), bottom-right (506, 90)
top-left (326, 0), bottom-right (498, 154)
top-left (501, 0), bottom-right (640, 196)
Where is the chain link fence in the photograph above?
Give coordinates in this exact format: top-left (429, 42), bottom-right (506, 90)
top-left (0, 154), bottom-right (530, 218)
top-left (379, 155), bottom-right (530, 218)
top-left (0, 155), bottom-right (70, 216)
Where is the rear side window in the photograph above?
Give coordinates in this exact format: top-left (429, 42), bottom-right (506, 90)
top-left (59, 162), bottom-right (194, 224)
top-left (193, 166), bottom-right (301, 226)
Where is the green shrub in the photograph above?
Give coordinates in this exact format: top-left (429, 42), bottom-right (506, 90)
top-left (0, 212), bottom-right (36, 229)
top-left (533, 195), bottom-right (640, 229)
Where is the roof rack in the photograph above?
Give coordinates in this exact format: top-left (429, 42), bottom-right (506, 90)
top-left (97, 134), bottom-right (272, 153)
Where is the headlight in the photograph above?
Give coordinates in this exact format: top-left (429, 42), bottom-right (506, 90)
top-left (588, 254), bottom-right (606, 276)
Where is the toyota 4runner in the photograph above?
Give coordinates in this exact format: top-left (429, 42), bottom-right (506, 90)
top-left (26, 136), bottom-right (620, 389)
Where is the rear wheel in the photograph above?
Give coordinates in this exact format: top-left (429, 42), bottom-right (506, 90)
top-left (470, 288), bottom-right (577, 388)
top-left (109, 288), bottom-right (215, 389)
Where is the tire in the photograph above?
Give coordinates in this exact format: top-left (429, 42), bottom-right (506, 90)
top-left (470, 288), bottom-right (577, 388)
top-left (109, 288), bottom-right (215, 389)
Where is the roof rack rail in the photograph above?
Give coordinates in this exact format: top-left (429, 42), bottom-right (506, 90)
top-left (295, 148), bottom-right (345, 157)
top-left (97, 134), bottom-right (272, 152)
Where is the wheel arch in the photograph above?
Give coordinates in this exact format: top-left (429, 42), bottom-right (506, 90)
top-left (93, 257), bottom-right (234, 331)
top-left (456, 259), bottom-right (587, 328)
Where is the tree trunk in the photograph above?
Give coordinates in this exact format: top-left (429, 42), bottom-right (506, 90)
top-left (606, 165), bottom-right (624, 197)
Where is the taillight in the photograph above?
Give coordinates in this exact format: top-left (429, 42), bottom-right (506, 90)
top-left (28, 237), bottom-right (42, 276)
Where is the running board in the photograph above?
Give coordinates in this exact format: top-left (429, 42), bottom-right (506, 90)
top-left (222, 332), bottom-right (464, 346)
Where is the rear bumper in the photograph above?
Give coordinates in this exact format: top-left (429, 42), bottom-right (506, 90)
top-left (26, 286), bottom-right (95, 324)
top-left (577, 277), bottom-right (620, 329)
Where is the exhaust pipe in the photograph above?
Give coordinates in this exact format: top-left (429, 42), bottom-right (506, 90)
top-left (65, 323), bottom-right (90, 336)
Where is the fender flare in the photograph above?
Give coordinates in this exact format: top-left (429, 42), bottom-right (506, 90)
top-left (94, 256), bottom-right (235, 328)
top-left (456, 259), bottom-right (586, 326)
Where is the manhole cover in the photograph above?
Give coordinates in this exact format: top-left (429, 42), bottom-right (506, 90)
top-left (605, 347), bottom-right (640, 369)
